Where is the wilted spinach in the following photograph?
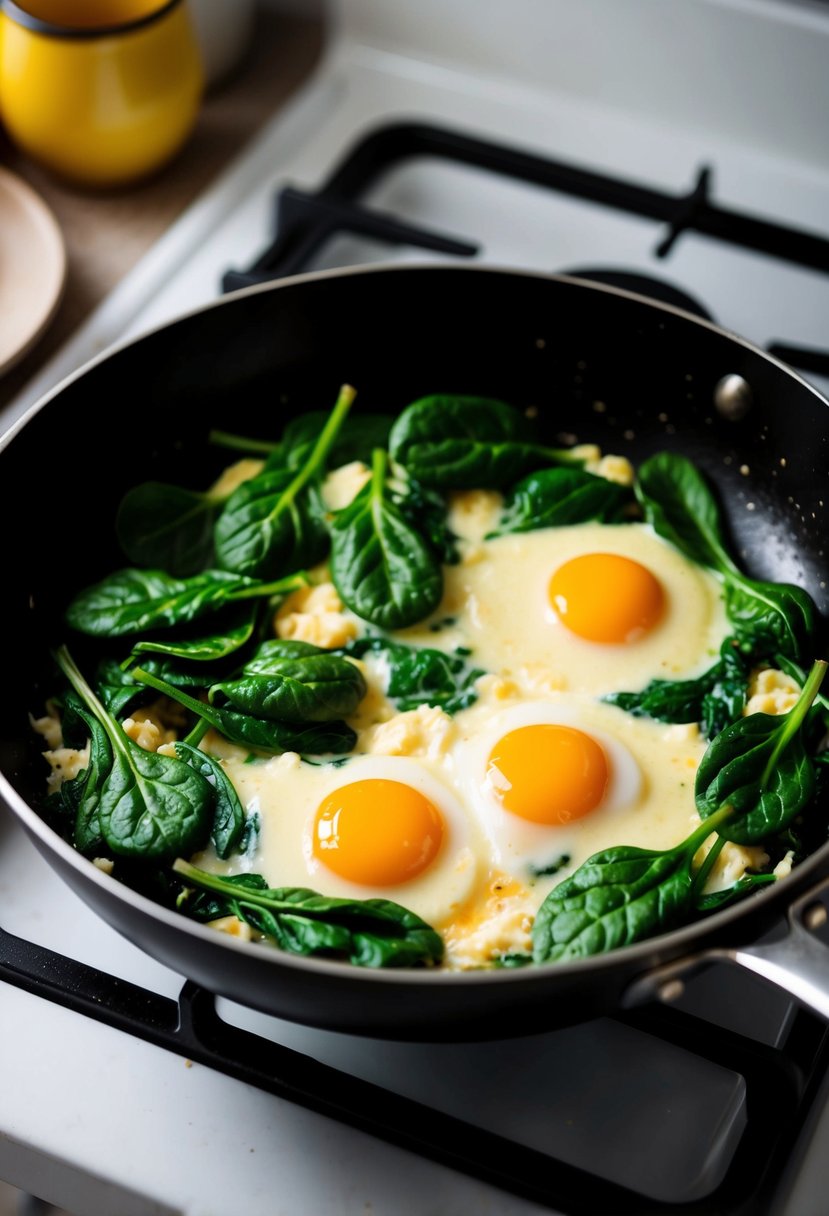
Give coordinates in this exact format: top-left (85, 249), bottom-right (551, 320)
top-left (491, 467), bottom-right (632, 536)
top-left (604, 639), bottom-right (750, 739)
top-left (66, 569), bottom-right (305, 638)
top-left (173, 860), bottom-right (443, 967)
top-left (172, 741), bottom-right (245, 859)
top-left (389, 394), bottom-right (588, 489)
top-left (636, 453), bottom-right (816, 660)
top-left (130, 664), bottom-right (357, 755)
top-left (533, 660), bottom-right (826, 962)
top-left (346, 636), bottom-right (484, 714)
top-left (695, 659), bottom-right (827, 844)
top-left (329, 448), bottom-right (443, 629)
top-left (116, 463), bottom-right (262, 577)
top-left (213, 639), bottom-right (367, 723)
top-left (214, 384), bottom-right (356, 578)
top-left (53, 646), bottom-right (214, 860)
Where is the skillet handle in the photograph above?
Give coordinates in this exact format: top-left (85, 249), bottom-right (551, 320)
top-left (623, 875), bottom-right (829, 1021)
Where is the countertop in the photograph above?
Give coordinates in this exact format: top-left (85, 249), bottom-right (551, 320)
top-left (0, 6), bottom-right (325, 413)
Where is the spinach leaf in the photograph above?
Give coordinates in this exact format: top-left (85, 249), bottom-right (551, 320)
top-left (695, 871), bottom-right (777, 913)
top-left (723, 577), bottom-right (817, 661)
top-left (492, 467), bottom-right (632, 536)
top-left (66, 569), bottom-right (305, 638)
top-left (532, 808), bottom-right (733, 963)
top-left (695, 659), bottom-right (827, 845)
top-left (329, 449), bottom-right (443, 630)
top-left (604, 639), bottom-right (749, 739)
top-left (56, 695), bottom-right (112, 856)
top-left (347, 636), bottom-right (484, 714)
top-left (173, 860), bottom-right (444, 968)
top-left (95, 657), bottom-right (148, 718)
top-left (131, 665), bottom-right (357, 755)
top-left (211, 640), bottom-right (367, 723)
top-left (279, 411), bottom-right (394, 471)
top-left (173, 741), bottom-right (245, 859)
top-left (210, 411), bottom-right (392, 472)
top-left (532, 844), bottom-right (698, 963)
top-left (116, 480), bottom-right (231, 578)
top-left (214, 384), bottom-right (356, 578)
top-left (54, 646), bottom-right (214, 860)
top-left (131, 605), bottom-right (259, 662)
top-left (388, 394), bottom-right (587, 489)
top-left (392, 471), bottom-right (460, 566)
top-left (636, 452), bottom-right (817, 660)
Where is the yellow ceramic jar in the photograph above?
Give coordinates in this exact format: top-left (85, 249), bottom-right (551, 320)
top-left (0, 0), bottom-right (203, 187)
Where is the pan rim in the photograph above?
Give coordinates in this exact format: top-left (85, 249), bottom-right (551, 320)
top-left (2, 262), bottom-right (827, 463)
top-left (1, 261), bottom-right (827, 992)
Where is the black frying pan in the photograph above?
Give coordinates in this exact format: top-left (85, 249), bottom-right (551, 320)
top-left (1, 265), bottom-right (827, 1041)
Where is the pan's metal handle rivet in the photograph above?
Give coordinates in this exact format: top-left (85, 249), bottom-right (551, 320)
top-left (803, 902), bottom-right (828, 932)
top-left (714, 374), bottom-right (753, 420)
top-left (658, 978), bottom-right (685, 1003)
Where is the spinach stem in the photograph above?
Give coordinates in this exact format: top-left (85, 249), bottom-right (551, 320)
top-left (761, 658), bottom-right (827, 785)
top-left (53, 645), bottom-right (131, 763)
top-left (268, 383), bottom-right (356, 525)
top-left (183, 718), bottom-right (211, 748)
top-left (228, 572), bottom-right (309, 601)
top-left (690, 834), bottom-right (727, 900)
top-left (132, 666), bottom-right (212, 723)
top-left (208, 430), bottom-right (279, 455)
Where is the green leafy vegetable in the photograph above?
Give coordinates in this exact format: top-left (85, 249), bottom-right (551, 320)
top-left (212, 639), bottom-right (367, 723)
top-left (131, 664), bottom-right (357, 755)
top-left (346, 636), bottom-right (484, 714)
top-left (491, 467), bottom-right (632, 536)
top-left (115, 461), bottom-right (257, 577)
top-left (388, 394), bottom-right (587, 489)
top-left (131, 605), bottom-right (259, 662)
top-left (695, 659), bottom-right (827, 844)
top-left (534, 665), bottom-right (826, 961)
top-left (532, 805), bottom-right (734, 962)
top-left (636, 453), bottom-right (817, 659)
top-left (173, 741), bottom-right (245, 859)
top-left (605, 639), bottom-right (749, 739)
top-left (278, 410), bottom-right (394, 471)
top-left (392, 471), bottom-right (460, 566)
top-left (173, 860), bottom-right (443, 968)
top-left (53, 646), bottom-right (214, 860)
top-left (66, 569), bottom-right (305, 638)
top-left (56, 694), bottom-right (112, 855)
top-left (214, 384), bottom-right (356, 578)
top-left (329, 448), bottom-right (443, 629)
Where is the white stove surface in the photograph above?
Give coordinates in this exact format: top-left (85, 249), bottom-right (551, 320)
top-left (2, 2), bottom-right (829, 1212)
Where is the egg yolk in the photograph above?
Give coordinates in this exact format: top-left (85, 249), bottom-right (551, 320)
top-left (313, 778), bottom-right (445, 886)
top-left (548, 552), bottom-right (664, 643)
top-left (487, 724), bottom-right (610, 825)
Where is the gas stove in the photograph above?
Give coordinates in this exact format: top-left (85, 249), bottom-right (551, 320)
top-left (2, 2), bottom-right (829, 1213)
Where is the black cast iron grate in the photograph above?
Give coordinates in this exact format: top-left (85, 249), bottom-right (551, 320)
top-left (222, 120), bottom-right (829, 379)
top-left (1, 918), bottom-right (827, 1216)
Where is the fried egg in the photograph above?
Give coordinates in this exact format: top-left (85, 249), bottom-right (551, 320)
top-left (202, 749), bottom-right (489, 930)
top-left (453, 698), bottom-right (643, 875)
top-left (400, 518), bottom-right (728, 696)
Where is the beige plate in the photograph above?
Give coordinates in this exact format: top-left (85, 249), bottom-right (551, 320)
top-left (0, 166), bottom-right (66, 376)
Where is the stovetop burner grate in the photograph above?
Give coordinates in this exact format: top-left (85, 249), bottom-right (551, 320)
top-left (223, 121), bottom-right (829, 288)
top-left (1, 917), bottom-right (826, 1215)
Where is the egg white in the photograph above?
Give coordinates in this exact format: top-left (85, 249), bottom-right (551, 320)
top-left (203, 749), bottom-right (491, 930)
top-left (399, 520), bottom-right (729, 697)
top-left (453, 698), bottom-right (643, 875)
